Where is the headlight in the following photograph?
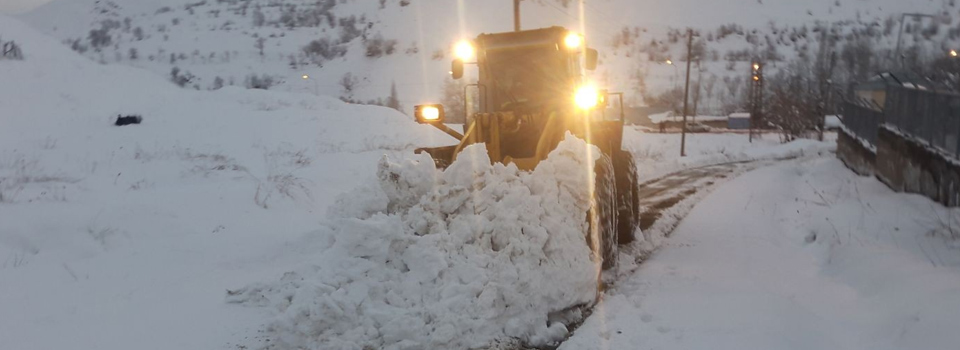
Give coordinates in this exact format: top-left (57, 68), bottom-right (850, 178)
top-left (564, 33), bottom-right (583, 50)
top-left (421, 106), bottom-right (440, 120)
top-left (454, 40), bottom-right (475, 61)
top-left (574, 86), bottom-right (600, 110)
top-left (415, 104), bottom-right (445, 123)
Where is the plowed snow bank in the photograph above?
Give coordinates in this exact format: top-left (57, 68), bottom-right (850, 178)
top-left (228, 135), bottom-right (603, 349)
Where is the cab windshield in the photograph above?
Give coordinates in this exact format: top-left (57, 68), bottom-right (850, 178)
top-left (485, 47), bottom-right (572, 111)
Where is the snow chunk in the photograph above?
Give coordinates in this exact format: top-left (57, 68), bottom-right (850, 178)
top-left (228, 134), bottom-right (603, 349)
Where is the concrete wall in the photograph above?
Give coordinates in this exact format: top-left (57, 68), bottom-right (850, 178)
top-left (836, 130), bottom-right (876, 176)
top-left (875, 126), bottom-right (960, 207)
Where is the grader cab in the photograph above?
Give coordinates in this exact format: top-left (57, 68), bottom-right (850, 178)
top-left (413, 26), bottom-right (639, 273)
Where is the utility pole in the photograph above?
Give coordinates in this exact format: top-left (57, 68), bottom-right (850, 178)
top-left (692, 59), bottom-right (703, 123)
top-left (895, 13), bottom-right (936, 69)
top-left (514, 0), bottom-right (522, 32)
top-left (680, 29), bottom-right (694, 157)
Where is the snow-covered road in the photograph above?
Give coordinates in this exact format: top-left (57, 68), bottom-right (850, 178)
top-left (562, 156), bottom-right (960, 350)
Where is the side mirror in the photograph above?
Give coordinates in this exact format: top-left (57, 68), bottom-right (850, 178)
top-left (451, 59), bottom-right (465, 80)
top-left (585, 48), bottom-right (599, 71)
top-left (414, 104), bottom-right (445, 124)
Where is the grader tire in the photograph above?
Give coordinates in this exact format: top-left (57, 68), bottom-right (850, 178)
top-left (588, 153), bottom-right (619, 272)
top-left (613, 150), bottom-right (640, 245)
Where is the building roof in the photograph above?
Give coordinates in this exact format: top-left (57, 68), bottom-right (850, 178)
top-left (857, 71), bottom-right (942, 91)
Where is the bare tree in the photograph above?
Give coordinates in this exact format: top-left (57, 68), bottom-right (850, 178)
top-left (88, 28), bottom-right (112, 51)
top-left (441, 79), bottom-right (467, 123)
top-left (386, 81), bottom-right (402, 112)
top-left (339, 73), bottom-right (358, 95)
top-left (765, 62), bottom-right (820, 142)
top-left (255, 37), bottom-right (266, 58)
top-left (813, 26), bottom-right (839, 139)
top-left (252, 6), bottom-right (266, 27)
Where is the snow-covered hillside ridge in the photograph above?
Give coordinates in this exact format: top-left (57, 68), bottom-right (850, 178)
top-left (19, 0), bottom-right (583, 112)
top-left (17, 0), bottom-right (946, 111)
top-left (0, 13), bottom-right (454, 350)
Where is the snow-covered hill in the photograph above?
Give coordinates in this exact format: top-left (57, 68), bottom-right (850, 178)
top-left (16, 0), bottom-right (950, 113)
top-left (0, 12), bottom-right (456, 349)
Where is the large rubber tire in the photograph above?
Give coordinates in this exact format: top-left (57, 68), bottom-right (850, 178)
top-left (613, 150), bottom-right (640, 245)
top-left (588, 154), bottom-right (619, 272)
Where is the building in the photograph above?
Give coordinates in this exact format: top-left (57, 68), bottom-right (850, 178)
top-left (622, 106), bottom-right (671, 126)
top-left (728, 113), bottom-right (751, 130)
top-left (854, 71), bottom-right (940, 110)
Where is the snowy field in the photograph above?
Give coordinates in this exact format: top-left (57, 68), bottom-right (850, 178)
top-left (624, 130), bottom-right (836, 180)
top-left (4, 11), bottom-right (960, 350)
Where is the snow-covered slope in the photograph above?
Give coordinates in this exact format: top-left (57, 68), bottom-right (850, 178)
top-left (0, 13), bottom-right (455, 350)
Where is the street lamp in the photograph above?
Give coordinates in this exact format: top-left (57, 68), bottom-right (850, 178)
top-left (751, 62), bottom-right (763, 82)
top-left (895, 13), bottom-right (937, 69)
top-left (950, 49), bottom-right (958, 58)
top-left (302, 74), bottom-right (318, 95)
top-left (664, 59), bottom-right (679, 89)
top-left (749, 61), bottom-right (764, 143)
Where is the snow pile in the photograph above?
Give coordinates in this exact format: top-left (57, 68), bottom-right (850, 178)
top-left (228, 135), bottom-right (603, 350)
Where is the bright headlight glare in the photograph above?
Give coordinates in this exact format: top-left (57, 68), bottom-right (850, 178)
top-left (454, 40), bottom-right (475, 61)
top-left (421, 106), bottom-right (441, 121)
top-left (575, 86), bottom-right (600, 110)
top-left (565, 33), bottom-right (583, 49)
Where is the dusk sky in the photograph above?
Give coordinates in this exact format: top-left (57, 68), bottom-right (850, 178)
top-left (0, 0), bottom-right (49, 14)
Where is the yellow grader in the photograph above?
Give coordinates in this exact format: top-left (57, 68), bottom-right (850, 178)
top-left (413, 26), bottom-right (639, 273)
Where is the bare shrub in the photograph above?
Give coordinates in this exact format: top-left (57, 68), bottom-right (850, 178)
top-left (245, 74), bottom-right (278, 90)
top-left (254, 173), bottom-right (312, 209)
top-left (176, 148), bottom-right (247, 177)
top-left (0, 155), bottom-right (76, 203)
top-left (86, 225), bottom-right (119, 248)
top-left (926, 207), bottom-right (960, 243)
top-left (253, 149), bottom-right (314, 209)
top-left (302, 37), bottom-right (346, 63)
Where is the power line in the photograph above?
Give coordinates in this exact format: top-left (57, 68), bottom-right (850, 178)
top-left (583, 1), bottom-right (628, 31)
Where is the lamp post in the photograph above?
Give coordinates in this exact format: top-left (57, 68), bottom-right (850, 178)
top-left (302, 74), bottom-right (318, 95)
top-left (665, 59), bottom-right (679, 89)
top-left (749, 61), bottom-right (764, 143)
top-left (680, 29), bottom-right (694, 157)
top-left (895, 13), bottom-right (936, 69)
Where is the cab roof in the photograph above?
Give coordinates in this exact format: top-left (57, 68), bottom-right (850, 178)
top-left (476, 26), bottom-right (569, 52)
